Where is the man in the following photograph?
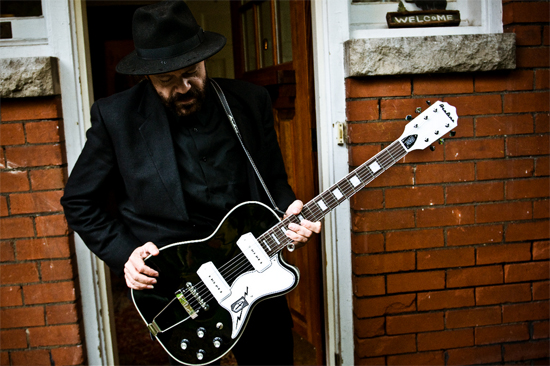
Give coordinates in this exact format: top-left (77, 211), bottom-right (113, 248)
top-left (61, 1), bottom-right (320, 365)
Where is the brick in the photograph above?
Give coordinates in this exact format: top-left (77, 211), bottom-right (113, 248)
top-left (505, 92), bottom-right (550, 114)
top-left (508, 25), bottom-right (543, 46)
top-left (0, 171), bottom-right (29, 193)
top-left (355, 317), bottom-right (385, 338)
top-left (533, 321), bottom-right (549, 339)
top-left (0, 307), bottom-right (45, 328)
top-left (446, 345), bottom-right (501, 365)
top-left (418, 247), bottom-right (474, 270)
top-left (388, 351), bottom-right (444, 366)
top-left (534, 241), bottom-right (549, 260)
top-left (387, 271), bottom-right (445, 293)
top-left (475, 70), bottom-right (534, 92)
top-left (16, 237), bottom-right (72, 260)
top-left (506, 177), bottom-right (550, 199)
top-left (446, 306), bottom-right (501, 329)
top-left (0, 196), bottom-right (7, 217)
top-left (0, 286), bottom-right (22, 306)
top-left (534, 199), bottom-right (549, 218)
top-left (416, 162), bottom-right (474, 184)
top-left (533, 280), bottom-right (549, 300)
top-left (354, 275), bottom-right (385, 297)
top-left (517, 48), bottom-right (550, 68)
top-left (346, 101), bottom-right (380, 122)
top-left (0, 241), bottom-right (15, 261)
top-left (356, 334), bottom-right (416, 357)
top-left (35, 214), bottom-right (69, 236)
top-left (401, 144), bottom-right (445, 163)
top-left (536, 113), bottom-right (550, 133)
top-left (1, 352), bottom-right (8, 364)
top-left (477, 242), bottom-right (532, 265)
top-left (503, 301), bottom-right (549, 323)
top-left (385, 186), bottom-right (443, 208)
top-left (1, 98), bottom-right (62, 122)
top-left (417, 328), bottom-right (473, 351)
top-left (445, 138), bottom-right (505, 161)
top-left (355, 356), bottom-right (385, 366)
top-left (346, 77), bottom-right (411, 99)
top-left (386, 228), bottom-right (443, 251)
top-left (507, 135), bottom-right (550, 157)
top-left (417, 289), bottom-right (474, 311)
top-left (5, 144), bottom-right (64, 168)
top-left (25, 121), bottom-right (62, 143)
top-left (1, 217), bottom-right (35, 239)
top-left (30, 168), bottom-right (65, 190)
top-left (0, 262), bottom-right (39, 285)
top-left (381, 98), bottom-right (427, 120)
top-left (46, 303), bottom-right (78, 325)
top-left (504, 340), bottom-right (550, 362)
top-left (447, 224), bottom-right (503, 246)
top-left (476, 283), bottom-right (531, 306)
top-left (386, 312), bottom-right (444, 335)
top-left (23, 281), bottom-right (76, 305)
top-left (0, 123), bottom-right (25, 145)
top-left (477, 158), bottom-right (534, 180)
top-left (444, 95), bottom-right (502, 116)
top-left (413, 74), bottom-right (473, 95)
top-left (367, 165), bottom-right (414, 188)
top-left (416, 205), bottom-right (475, 228)
top-left (41, 259), bottom-right (74, 281)
top-left (504, 1), bottom-right (550, 23)
top-left (505, 261), bottom-right (550, 283)
top-left (348, 121), bottom-right (407, 143)
top-left (28, 324), bottom-right (81, 347)
top-left (506, 220), bottom-right (550, 242)
top-left (535, 156), bottom-right (549, 176)
top-left (353, 209), bottom-right (415, 232)
top-left (353, 252), bottom-right (415, 275)
top-left (10, 191), bottom-right (64, 214)
top-left (349, 145), bottom-right (381, 167)
top-left (10, 350), bottom-right (51, 366)
top-left (475, 323), bottom-right (529, 345)
top-left (447, 265), bottom-right (503, 288)
top-left (536, 69), bottom-right (550, 90)
top-left (446, 182), bottom-right (504, 204)
top-left (354, 294), bottom-right (416, 318)
top-left (477, 201), bottom-right (532, 224)
top-left (0, 329), bottom-right (27, 349)
top-left (352, 233), bottom-right (385, 254)
top-left (51, 345), bottom-right (84, 366)
top-left (476, 114), bottom-right (534, 137)
top-left (545, 25), bottom-right (550, 46)
top-left (351, 189), bottom-right (384, 210)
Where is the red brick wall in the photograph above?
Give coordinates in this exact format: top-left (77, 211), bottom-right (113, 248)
top-left (0, 97), bottom-right (85, 365)
top-left (348, 1), bottom-right (549, 364)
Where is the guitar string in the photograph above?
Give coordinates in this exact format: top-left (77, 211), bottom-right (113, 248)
top-left (165, 141), bottom-right (408, 319)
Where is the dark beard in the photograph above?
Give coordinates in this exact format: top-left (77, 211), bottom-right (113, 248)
top-left (159, 80), bottom-right (208, 117)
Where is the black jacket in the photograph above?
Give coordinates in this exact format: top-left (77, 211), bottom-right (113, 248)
top-left (61, 78), bottom-right (295, 276)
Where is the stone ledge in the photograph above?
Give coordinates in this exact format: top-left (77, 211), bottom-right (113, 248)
top-left (345, 33), bottom-right (516, 77)
top-left (0, 57), bottom-right (60, 98)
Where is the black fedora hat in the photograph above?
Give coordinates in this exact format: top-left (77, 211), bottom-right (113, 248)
top-left (116, 0), bottom-right (226, 75)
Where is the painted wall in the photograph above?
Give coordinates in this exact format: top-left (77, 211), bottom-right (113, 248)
top-left (348, 1), bottom-right (549, 364)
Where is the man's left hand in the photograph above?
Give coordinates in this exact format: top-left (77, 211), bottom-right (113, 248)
top-left (284, 200), bottom-right (322, 249)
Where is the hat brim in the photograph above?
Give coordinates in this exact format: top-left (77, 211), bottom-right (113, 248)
top-left (115, 31), bottom-right (226, 75)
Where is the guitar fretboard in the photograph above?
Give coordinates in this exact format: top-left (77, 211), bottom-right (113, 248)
top-left (258, 140), bottom-right (408, 256)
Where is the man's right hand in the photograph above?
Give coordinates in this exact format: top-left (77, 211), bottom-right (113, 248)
top-left (124, 242), bottom-right (159, 290)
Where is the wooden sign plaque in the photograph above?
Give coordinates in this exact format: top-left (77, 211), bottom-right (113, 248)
top-left (386, 9), bottom-right (460, 28)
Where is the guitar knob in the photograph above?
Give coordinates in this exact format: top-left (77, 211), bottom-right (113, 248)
top-left (197, 327), bottom-right (205, 338)
top-left (213, 337), bottom-right (222, 348)
top-left (196, 350), bottom-right (205, 361)
top-left (180, 339), bottom-right (189, 350)
top-left (216, 322), bottom-right (224, 330)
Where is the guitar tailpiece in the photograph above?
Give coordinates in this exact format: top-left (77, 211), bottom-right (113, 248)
top-left (286, 243), bottom-right (295, 252)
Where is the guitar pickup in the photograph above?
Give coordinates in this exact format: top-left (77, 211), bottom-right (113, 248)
top-left (197, 261), bottom-right (231, 303)
top-left (237, 232), bottom-right (271, 273)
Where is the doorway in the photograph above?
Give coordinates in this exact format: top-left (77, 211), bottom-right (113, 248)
top-left (85, 1), bottom-right (322, 364)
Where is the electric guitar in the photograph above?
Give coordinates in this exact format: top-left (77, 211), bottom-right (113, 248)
top-left (132, 101), bottom-right (458, 365)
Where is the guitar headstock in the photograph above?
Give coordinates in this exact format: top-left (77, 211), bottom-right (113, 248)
top-left (399, 101), bottom-right (458, 152)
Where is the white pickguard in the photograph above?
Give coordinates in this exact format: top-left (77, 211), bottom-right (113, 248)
top-left (218, 255), bottom-right (296, 339)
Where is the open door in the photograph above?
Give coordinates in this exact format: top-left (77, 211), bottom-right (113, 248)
top-left (231, 1), bottom-right (324, 365)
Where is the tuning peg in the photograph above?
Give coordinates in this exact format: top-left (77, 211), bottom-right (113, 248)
top-left (450, 131), bottom-right (457, 137)
top-left (426, 100), bottom-right (431, 106)
top-left (406, 115), bottom-right (413, 121)
top-left (430, 145), bottom-right (436, 151)
top-left (415, 107), bottom-right (422, 113)
top-left (438, 138), bottom-right (444, 145)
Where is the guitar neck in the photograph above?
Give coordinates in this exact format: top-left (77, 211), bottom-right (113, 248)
top-left (259, 139), bottom-right (409, 256)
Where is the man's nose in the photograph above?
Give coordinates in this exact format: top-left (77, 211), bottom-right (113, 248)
top-left (175, 78), bottom-right (192, 94)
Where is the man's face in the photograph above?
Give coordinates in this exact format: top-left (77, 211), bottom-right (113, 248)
top-left (148, 61), bottom-right (207, 117)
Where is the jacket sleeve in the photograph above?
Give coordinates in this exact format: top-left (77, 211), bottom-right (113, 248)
top-left (61, 102), bottom-right (141, 276)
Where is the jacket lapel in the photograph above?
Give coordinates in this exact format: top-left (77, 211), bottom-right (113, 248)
top-left (137, 83), bottom-right (189, 221)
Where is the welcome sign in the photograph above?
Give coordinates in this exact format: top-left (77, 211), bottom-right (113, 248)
top-left (386, 10), bottom-right (460, 28)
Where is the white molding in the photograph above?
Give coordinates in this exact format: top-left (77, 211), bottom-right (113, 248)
top-left (311, 1), bottom-right (354, 365)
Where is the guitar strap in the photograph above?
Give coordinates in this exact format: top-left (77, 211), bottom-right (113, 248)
top-left (210, 78), bottom-right (286, 218)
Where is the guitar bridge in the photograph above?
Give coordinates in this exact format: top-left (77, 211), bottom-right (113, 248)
top-left (175, 289), bottom-right (199, 319)
top-left (186, 282), bottom-right (210, 311)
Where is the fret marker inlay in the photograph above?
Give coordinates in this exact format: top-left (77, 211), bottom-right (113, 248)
top-left (317, 200), bottom-right (328, 211)
top-left (350, 176), bottom-right (361, 187)
top-left (332, 189), bottom-right (343, 200)
top-left (369, 161), bottom-right (381, 173)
